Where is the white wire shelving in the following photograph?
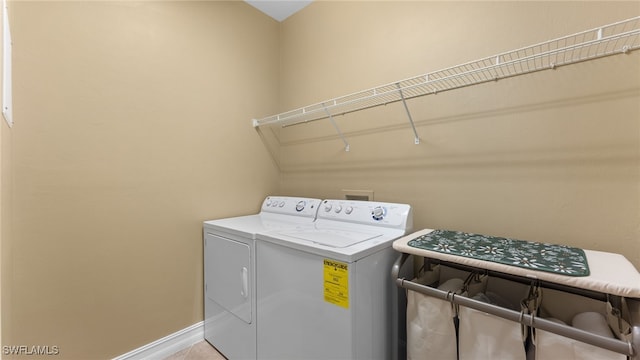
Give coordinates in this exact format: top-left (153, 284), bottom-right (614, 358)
top-left (252, 16), bottom-right (640, 150)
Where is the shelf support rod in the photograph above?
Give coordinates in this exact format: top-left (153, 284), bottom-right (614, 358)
top-left (396, 83), bottom-right (420, 145)
top-left (323, 105), bottom-right (350, 152)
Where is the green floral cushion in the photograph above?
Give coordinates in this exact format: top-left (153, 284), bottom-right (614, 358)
top-left (408, 230), bottom-right (590, 277)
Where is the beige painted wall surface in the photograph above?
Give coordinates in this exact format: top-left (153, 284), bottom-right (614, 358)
top-left (6, 1), bottom-right (279, 359)
top-left (1, 111), bottom-right (9, 358)
top-left (276, 2), bottom-right (640, 268)
top-left (0, 0), bottom-right (5, 355)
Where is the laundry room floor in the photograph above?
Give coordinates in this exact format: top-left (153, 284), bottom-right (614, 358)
top-left (164, 340), bottom-right (225, 360)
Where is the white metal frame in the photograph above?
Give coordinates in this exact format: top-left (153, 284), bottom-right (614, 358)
top-left (252, 17), bottom-right (640, 149)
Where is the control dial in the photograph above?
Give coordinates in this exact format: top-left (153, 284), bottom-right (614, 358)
top-left (295, 200), bottom-right (306, 212)
top-left (335, 205), bottom-right (342, 213)
top-left (324, 203), bottom-right (332, 212)
top-left (372, 206), bottom-right (386, 221)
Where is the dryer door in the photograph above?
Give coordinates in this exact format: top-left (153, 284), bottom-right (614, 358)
top-left (205, 233), bottom-right (252, 324)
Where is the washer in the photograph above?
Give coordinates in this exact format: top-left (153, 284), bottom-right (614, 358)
top-left (255, 199), bottom-right (413, 360)
top-left (203, 196), bottom-right (321, 359)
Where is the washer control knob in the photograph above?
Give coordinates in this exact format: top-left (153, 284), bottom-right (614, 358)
top-left (279, 201), bottom-right (285, 208)
top-left (372, 206), bottom-right (386, 221)
top-left (324, 203), bottom-right (332, 212)
top-left (335, 205), bottom-right (342, 213)
top-left (345, 206), bottom-right (354, 214)
top-left (265, 199), bottom-right (272, 206)
top-left (295, 200), bottom-right (306, 212)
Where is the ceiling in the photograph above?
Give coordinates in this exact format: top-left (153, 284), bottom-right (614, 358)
top-left (245, 0), bottom-right (313, 22)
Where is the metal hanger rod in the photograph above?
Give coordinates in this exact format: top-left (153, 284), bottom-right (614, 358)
top-left (324, 106), bottom-right (350, 152)
top-left (396, 83), bottom-right (420, 145)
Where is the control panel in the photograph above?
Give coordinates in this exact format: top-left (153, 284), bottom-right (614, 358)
top-left (261, 196), bottom-right (322, 218)
top-left (317, 199), bottom-right (412, 230)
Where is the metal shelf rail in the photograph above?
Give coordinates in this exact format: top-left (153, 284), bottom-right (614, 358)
top-left (252, 16), bottom-right (640, 149)
top-left (391, 253), bottom-right (640, 358)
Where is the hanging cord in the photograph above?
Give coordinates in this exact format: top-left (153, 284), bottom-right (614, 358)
top-left (529, 311), bottom-right (537, 347)
top-left (520, 281), bottom-right (541, 348)
top-left (462, 271), bottom-right (476, 294)
top-left (453, 271), bottom-right (484, 360)
top-left (607, 294), bottom-right (625, 335)
top-left (448, 291), bottom-right (460, 360)
top-left (462, 270), bottom-right (487, 297)
top-left (606, 294), bottom-right (633, 343)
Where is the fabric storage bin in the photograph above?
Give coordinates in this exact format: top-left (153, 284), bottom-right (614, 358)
top-left (532, 289), bottom-right (630, 360)
top-left (458, 276), bottom-right (529, 360)
top-left (534, 328), bottom-right (625, 360)
top-left (407, 265), bottom-right (480, 360)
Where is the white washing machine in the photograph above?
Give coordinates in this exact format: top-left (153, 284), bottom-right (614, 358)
top-left (203, 196), bottom-right (322, 360)
top-left (255, 199), bottom-right (413, 360)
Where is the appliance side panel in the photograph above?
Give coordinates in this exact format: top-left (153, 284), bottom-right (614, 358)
top-left (353, 246), bottom-right (410, 360)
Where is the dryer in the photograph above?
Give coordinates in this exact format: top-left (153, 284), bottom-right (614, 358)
top-left (203, 196), bottom-right (321, 359)
top-left (255, 199), bottom-right (413, 360)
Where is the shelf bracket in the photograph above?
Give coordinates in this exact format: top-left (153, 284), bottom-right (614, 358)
top-left (323, 105), bottom-right (350, 152)
top-left (396, 83), bottom-right (420, 145)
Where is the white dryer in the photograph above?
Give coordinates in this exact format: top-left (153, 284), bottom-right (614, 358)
top-left (203, 196), bottom-right (321, 359)
top-left (255, 199), bottom-right (413, 360)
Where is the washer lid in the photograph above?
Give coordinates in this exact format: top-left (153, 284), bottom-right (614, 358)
top-left (278, 228), bottom-right (382, 248)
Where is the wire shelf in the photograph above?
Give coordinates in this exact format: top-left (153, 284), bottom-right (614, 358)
top-left (253, 16), bottom-right (640, 129)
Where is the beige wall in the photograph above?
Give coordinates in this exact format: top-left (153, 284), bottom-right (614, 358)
top-left (3, 1), bottom-right (279, 359)
top-left (1, 109), bottom-right (8, 358)
top-left (0, 0), bottom-right (5, 356)
top-left (277, 1), bottom-right (640, 268)
top-left (2, 1), bottom-right (640, 359)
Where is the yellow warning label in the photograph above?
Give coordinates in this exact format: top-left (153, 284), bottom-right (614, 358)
top-left (323, 259), bottom-right (349, 308)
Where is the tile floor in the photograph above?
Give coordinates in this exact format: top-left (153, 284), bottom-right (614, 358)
top-left (164, 340), bottom-right (226, 360)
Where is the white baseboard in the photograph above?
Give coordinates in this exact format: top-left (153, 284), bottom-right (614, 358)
top-left (112, 321), bottom-right (204, 360)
